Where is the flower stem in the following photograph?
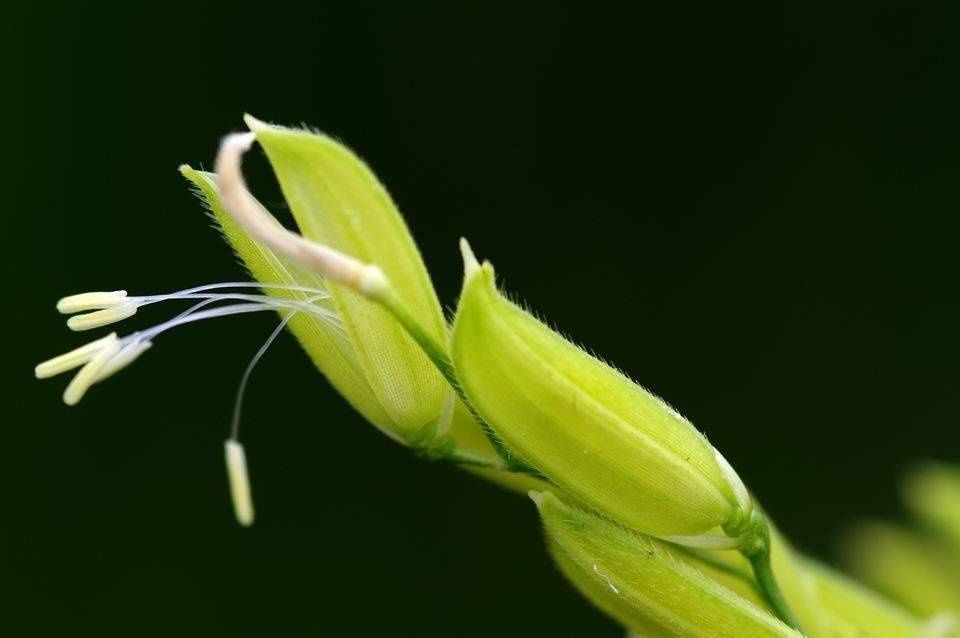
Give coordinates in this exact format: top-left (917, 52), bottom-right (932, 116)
top-left (739, 516), bottom-right (804, 633)
top-left (374, 285), bottom-right (534, 474)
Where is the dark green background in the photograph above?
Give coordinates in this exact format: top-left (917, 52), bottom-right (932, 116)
top-left (4, 2), bottom-right (959, 636)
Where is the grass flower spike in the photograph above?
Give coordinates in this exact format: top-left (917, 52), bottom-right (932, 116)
top-left (36, 115), bottom-right (960, 636)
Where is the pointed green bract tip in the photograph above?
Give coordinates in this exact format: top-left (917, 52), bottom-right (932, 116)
top-left (459, 238), bottom-right (481, 280)
top-left (528, 490), bottom-right (544, 508)
top-left (243, 113), bottom-right (268, 132)
top-left (177, 164), bottom-right (193, 177)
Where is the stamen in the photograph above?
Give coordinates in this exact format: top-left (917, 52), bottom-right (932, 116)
top-left (224, 439), bottom-right (254, 527)
top-left (132, 281), bottom-right (332, 307)
top-left (40, 283), bottom-right (343, 406)
top-left (95, 340), bottom-right (153, 382)
top-left (35, 333), bottom-right (119, 379)
top-left (215, 132), bottom-right (389, 298)
top-left (67, 302), bottom-right (139, 331)
top-left (57, 290), bottom-right (128, 314)
top-left (63, 334), bottom-right (121, 405)
top-left (135, 302), bottom-right (314, 343)
top-left (220, 300), bottom-right (322, 526)
top-left (133, 292), bottom-right (339, 324)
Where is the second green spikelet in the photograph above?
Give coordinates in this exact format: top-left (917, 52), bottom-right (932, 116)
top-left (451, 246), bottom-right (751, 540)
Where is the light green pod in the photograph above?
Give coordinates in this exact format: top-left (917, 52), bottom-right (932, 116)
top-left (242, 116), bottom-right (450, 438)
top-left (451, 256), bottom-right (746, 538)
top-left (534, 491), bottom-right (800, 638)
top-left (843, 522), bottom-right (960, 618)
top-left (902, 462), bottom-right (960, 552)
top-left (805, 560), bottom-right (935, 638)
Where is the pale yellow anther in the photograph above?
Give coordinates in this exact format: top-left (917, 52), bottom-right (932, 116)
top-left (57, 291), bottom-right (128, 314)
top-left (224, 439), bottom-right (255, 527)
top-left (63, 334), bottom-right (121, 405)
top-left (95, 340), bottom-right (152, 382)
top-left (67, 303), bottom-right (138, 331)
top-left (35, 333), bottom-right (119, 379)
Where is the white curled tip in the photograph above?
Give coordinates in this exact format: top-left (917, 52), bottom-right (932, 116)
top-left (358, 265), bottom-right (389, 297)
top-left (35, 333), bottom-right (119, 379)
top-left (63, 334), bottom-right (121, 405)
top-left (57, 291), bottom-right (128, 314)
top-left (459, 238), bottom-right (481, 279)
top-left (224, 439), bottom-right (255, 527)
top-left (95, 340), bottom-right (152, 382)
top-left (214, 130), bottom-right (390, 300)
top-left (714, 448), bottom-right (752, 517)
top-left (67, 302), bottom-right (138, 331)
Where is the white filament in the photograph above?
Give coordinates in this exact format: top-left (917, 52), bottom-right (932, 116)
top-left (229, 296), bottom-right (324, 441)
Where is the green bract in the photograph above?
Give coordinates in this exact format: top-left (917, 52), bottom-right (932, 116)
top-left (534, 491), bottom-right (800, 638)
top-left (180, 166), bottom-right (395, 437)
top-left (902, 463), bottom-right (960, 551)
top-left (451, 254), bottom-right (748, 539)
top-left (806, 561), bottom-right (933, 638)
top-left (242, 116), bottom-right (450, 440)
top-left (844, 522), bottom-right (960, 618)
top-left (38, 115), bottom-right (960, 636)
